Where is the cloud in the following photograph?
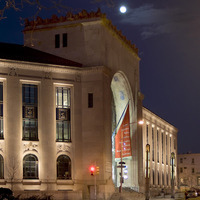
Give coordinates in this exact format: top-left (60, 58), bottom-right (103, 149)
top-left (120, 4), bottom-right (200, 39)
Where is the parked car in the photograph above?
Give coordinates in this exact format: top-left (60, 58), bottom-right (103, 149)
top-left (186, 190), bottom-right (198, 199)
top-left (196, 189), bottom-right (200, 196)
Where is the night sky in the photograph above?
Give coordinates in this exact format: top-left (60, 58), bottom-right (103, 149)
top-left (1, 0), bottom-right (200, 154)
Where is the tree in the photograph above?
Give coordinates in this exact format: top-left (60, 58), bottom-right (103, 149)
top-left (0, 0), bottom-right (115, 21)
top-left (7, 157), bottom-right (20, 191)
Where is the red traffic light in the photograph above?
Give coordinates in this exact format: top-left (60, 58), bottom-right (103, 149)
top-left (90, 166), bottom-right (95, 176)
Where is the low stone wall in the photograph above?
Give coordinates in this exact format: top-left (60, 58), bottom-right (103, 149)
top-left (109, 188), bottom-right (145, 200)
top-left (13, 190), bottom-right (82, 200)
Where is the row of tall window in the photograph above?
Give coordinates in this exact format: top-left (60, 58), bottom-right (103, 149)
top-left (0, 154), bottom-right (71, 180)
top-left (152, 170), bottom-right (169, 186)
top-left (145, 123), bottom-right (176, 165)
top-left (0, 83), bottom-right (71, 142)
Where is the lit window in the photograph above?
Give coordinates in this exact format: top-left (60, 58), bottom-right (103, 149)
top-left (22, 84), bottom-right (38, 141)
top-left (56, 87), bottom-right (71, 142)
top-left (23, 154), bottom-right (38, 179)
top-left (197, 177), bottom-right (200, 186)
top-left (57, 155), bottom-right (71, 179)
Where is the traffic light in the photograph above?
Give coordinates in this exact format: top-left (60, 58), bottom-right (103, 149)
top-left (96, 166), bottom-right (99, 175)
top-left (90, 166), bottom-right (95, 176)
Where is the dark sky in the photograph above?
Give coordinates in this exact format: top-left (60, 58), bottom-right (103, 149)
top-left (1, 0), bottom-right (200, 154)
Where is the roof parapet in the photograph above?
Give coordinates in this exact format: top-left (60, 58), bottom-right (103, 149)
top-left (24, 8), bottom-right (138, 55)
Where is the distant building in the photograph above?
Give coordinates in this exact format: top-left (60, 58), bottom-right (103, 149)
top-left (0, 9), bottom-right (178, 199)
top-left (178, 153), bottom-right (200, 191)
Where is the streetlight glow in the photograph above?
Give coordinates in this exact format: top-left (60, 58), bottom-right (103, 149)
top-left (138, 120), bottom-right (144, 125)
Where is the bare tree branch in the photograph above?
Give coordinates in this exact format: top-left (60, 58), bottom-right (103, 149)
top-left (0, 0), bottom-right (73, 21)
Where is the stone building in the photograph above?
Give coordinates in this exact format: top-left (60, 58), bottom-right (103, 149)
top-left (178, 153), bottom-right (200, 191)
top-left (142, 107), bottom-right (178, 196)
top-left (0, 9), bottom-right (178, 199)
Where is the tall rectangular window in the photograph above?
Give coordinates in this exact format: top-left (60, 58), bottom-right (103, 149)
top-left (166, 135), bottom-right (168, 164)
top-left (0, 83), bottom-right (3, 139)
top-left (152, 127), bottom-right (154, 161)
top-left (63, 33), bottom-right (68, 47)
top-left (162, 133), bottom-right (164, 164)
top-left (152, 170), bottom-right (155, 185)
top-left (22, 84), bottom-right (38, 141)
top-left (146, 124), bottom-right (149, 144)
top-left (88, 93), bottom-right (93, 108)
top-left (174, 138), bottom-right (176, 149)
top-left (166, 173), bottom-right (168, 185)
top-left (55, 34), bottom-right (60, 48)
top-left (157, 129), bottom-right (159, 163)
top-left (56, 87), bottom-right (71, 142)
top-left (170, 137), bottom-right (171, 153)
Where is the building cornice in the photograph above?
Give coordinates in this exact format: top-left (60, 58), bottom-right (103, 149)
top-left (142, 106), bottom-right (178, 133)
top-left (0, 59), bottom-right (110, 76)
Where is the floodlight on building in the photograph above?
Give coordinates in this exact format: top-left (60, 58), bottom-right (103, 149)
top-left (138, 120), bottom-right (144, 125)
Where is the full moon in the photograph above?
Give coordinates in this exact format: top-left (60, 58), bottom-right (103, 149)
top-left (120, 6), bottom-right (127, 13)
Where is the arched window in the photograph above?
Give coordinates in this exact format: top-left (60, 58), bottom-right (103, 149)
top-left (57, 155), bottom-right (71, 179)
top-left (0, 155), bottom-right (4, 179)
top-left (23, 154), bottom-right (38, 179)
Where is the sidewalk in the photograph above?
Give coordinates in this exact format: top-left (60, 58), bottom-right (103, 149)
top-left (150, 193), bottom-right (185, 200)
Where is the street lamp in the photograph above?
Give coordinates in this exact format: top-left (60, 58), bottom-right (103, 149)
top-left (145, 144), bottom-right (150, 200)
top-left (171, 152), bottom-right (175, 198)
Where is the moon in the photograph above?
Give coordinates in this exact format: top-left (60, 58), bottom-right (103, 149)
top-left (119, 6), bottom-right (127, 13)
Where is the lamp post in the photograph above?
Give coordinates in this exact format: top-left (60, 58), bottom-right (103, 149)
top-left (171, 152), bottom-right (175, 198)
top-left (145, 144), bottom-right (150, 200)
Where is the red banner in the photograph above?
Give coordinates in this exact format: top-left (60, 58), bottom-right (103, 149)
top-left (115, 105), bottom-right (132, 159)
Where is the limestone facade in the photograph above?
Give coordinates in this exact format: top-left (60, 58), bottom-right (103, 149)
top-left (0, 9), bottom-right (178, 199)
top-left (142, 107), bottom-right (178, 195)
